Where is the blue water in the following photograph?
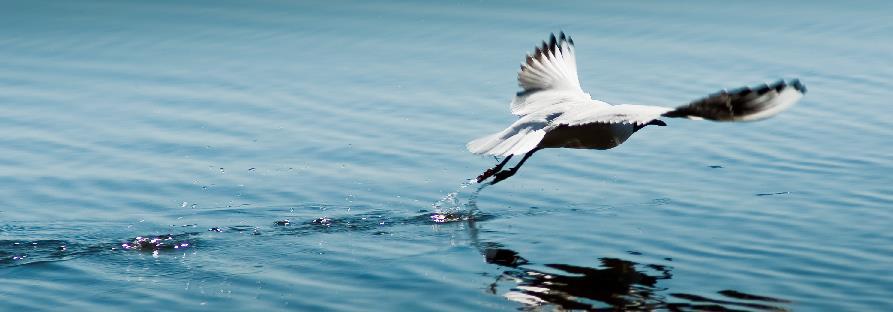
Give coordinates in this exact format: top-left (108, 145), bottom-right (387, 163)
top-left (2, 0), bottom-right (891, 310)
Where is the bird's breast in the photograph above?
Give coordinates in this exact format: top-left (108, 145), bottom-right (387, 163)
top-left (538, 123), bottom-right (635, 150)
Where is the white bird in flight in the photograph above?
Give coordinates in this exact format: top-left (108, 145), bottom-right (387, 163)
top-left (469, 32), bottom-right (806, 184)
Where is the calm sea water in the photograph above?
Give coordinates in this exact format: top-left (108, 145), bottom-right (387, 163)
top-left (2, 0), bottom-right (891, 311)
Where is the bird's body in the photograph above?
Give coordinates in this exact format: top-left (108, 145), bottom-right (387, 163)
top-left (469, 32), bottom-right (806, 184)
top-left (540, 122), bottom-right (635, 150)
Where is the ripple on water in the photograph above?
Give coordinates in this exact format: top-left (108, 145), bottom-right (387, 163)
top-left (0, 239), bottom-right (74, 267)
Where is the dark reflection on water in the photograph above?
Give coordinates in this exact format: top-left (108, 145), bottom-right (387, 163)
top-left (668, 292), bottom-right (790, 312)
top-left (492, 257), bottom-right (669, 311)
top-left (430, 187), bottom-right (792, 311)
top-left (461, 217), bottom-right (790, 311)
top-left (483, 249), bottom-right (789, 311)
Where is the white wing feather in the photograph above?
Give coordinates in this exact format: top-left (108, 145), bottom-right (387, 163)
top-left (552, 104), bottom-right (672, 127)
top-left (467, 111), bottom-right (554, 156)
top-left (511, 33), bottom-right (592, 116)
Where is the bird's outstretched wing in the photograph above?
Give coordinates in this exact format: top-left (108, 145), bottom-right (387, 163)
top-left (511, 32), bottom-right (594, 116)
top-left (467, 111), bottom-right (557, 156)
top-left (663, 79), bottom-right (806, 121)
top-left (468, 79), bottom-right (806, 156)
top-left (555, 79), bottom-right (807, 127)
top-left (552, 104), bottom-right (672, 127)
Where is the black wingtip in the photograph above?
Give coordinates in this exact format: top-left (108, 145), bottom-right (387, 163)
top-left (770, 79), bottom-right (786, 92)
top-left (791, 79), bottom-right (807, 94)
top-left (558, 30), bottom-right (574, 46)
top-left (525, 32), bottom-right (576, 67)
top-left (662, 79), bottom-right (806, 121)
top-left (754, 83), bottom-right (771, 95)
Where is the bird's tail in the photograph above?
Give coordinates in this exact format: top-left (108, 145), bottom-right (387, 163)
top-left (467, 133), bottom-right (502, 155)
top-left (662, 79), bottom-right (806, 122)
top-left (467, 128), bottom-right (546, 157)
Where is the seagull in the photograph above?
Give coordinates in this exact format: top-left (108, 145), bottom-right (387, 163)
top-left (469, 32), bottom-right (806, 184)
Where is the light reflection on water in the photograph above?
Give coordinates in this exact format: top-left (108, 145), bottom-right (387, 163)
top-left (2, 0), bottom-right (892, 311)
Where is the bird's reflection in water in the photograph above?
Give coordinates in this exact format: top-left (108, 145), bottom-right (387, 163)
top-left (435, 186), bottom-right (791, 311)
top-left (481, 247), bottom-right (790, 311)
top-left (484, 248), bottom-right (669, 311)
top-left (462, 220), bottom-right (789, 311)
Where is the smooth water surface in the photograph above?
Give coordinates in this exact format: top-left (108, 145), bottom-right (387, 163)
top-left (2, 0), bottom-right (892, 310)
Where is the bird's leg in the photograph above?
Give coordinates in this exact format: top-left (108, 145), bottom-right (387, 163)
top-left (476, 155), bottom-right (513, 183)
top-left (490, 149), bottom-right (538, 185)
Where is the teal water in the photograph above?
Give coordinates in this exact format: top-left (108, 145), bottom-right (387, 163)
top-left (2, 0), bottom-right (891, 310)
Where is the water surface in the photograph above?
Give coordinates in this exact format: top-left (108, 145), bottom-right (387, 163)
top-left (2, 0), bottom-right (892, 310)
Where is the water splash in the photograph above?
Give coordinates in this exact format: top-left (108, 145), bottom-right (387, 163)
top-left (430, 179), bottom-right (486, 223)
top-left (120, 234), bottom-right (191, 251)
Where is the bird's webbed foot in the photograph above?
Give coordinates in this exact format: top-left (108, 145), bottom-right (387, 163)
top-left (483, 150), bottom-right (537, 185)
top-left (476, 156), bottom-right (512, 183)
top-left (476, 167), bottom-right (500, 183)
top-left (489, 169), bottom-right (517, 185)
